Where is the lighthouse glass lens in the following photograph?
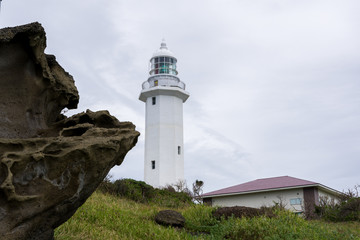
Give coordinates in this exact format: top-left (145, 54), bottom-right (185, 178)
top-left (150, 56), bottom-right (177, 75)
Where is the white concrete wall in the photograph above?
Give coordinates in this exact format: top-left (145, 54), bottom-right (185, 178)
top-left (211, 189), bottom-right (305, 212)
top-left (144, 94), bottom-right (184, 187)
top-left (318, 189), bottom-right (339, 205)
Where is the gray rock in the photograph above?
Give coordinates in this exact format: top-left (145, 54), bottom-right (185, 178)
top-left (155, 210), bottom-right (185, 228)
top-left (0, 22), bottom-right (140, 240)
top-left (0, 22), bottom-right (78, 139)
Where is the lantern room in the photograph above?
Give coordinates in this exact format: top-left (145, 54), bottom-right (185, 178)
top-left (149, 40), bottom-right (178, 76)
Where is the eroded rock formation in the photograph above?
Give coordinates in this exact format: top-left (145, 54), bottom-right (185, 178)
top-left (0, 22), bottom-right (139, 240)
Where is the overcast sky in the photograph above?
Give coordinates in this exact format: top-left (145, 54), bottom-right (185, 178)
top-left (1, 0), bottom-right (359, 193)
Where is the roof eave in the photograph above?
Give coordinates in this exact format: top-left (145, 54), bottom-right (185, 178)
top-left (316, 184), bottom-right (342, 196)
top-left (202, 184), bottom-right (323, 198)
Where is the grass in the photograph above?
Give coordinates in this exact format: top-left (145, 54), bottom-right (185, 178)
top-left (55, 191), bottom-right (360, 240)
top-left (55, 191), bottom-right (194, 240)
top-left (98, 178), bottom-right (193, 208)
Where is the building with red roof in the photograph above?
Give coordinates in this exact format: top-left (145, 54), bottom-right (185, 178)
top-left (202, 176), bottom-right (341, 214)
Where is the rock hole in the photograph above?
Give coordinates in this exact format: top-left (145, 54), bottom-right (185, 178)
top-left (0, 163), bottom-right (7, 185)
top-left (61, 127), bottom-right (89, 137)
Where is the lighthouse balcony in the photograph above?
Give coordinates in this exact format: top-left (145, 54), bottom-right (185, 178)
top-left (142, 75), bottom-right (186, 90)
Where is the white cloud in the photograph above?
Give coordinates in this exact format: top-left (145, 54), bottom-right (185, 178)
top-left (2, 0), bottom-right (360, 192)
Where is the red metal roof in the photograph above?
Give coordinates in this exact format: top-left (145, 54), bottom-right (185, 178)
top-left (202, 176), bottom-right (318, 197)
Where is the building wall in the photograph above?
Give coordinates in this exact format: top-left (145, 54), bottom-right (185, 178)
top-left (144, 93), bottom-right (184, 187)
top-left (318, 189), bottom-right (339, 205)
top-left (210, 188), bottom-right (305, 212)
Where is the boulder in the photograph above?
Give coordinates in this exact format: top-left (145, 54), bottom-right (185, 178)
top-left (155, 210), bottom-right (186, 228)
top-left (0, 22), bottom-right (140, 240)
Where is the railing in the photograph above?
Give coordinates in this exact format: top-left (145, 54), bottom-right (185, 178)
top-left (142, 75), bottom-right (186, 90)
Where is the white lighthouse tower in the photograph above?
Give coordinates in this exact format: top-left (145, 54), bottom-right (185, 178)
top-left (139, 40), bottom-right (189, 188)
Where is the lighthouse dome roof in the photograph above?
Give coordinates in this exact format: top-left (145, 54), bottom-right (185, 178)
top-left (152, 40), bottom-right (176, 59)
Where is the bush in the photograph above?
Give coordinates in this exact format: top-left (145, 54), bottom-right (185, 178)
top-left (98, 178), bottom-right (193, 208)
top-left (182, 204), bottom-right (221, 236)
top-left (315, 185), bottom-right (360, 222)
top-left (317, 197), bottom-right (360, 222)
top-left (212, 206), bottom-right (275, 220)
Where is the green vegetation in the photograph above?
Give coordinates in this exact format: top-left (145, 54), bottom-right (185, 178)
top-left (315, 186), bottom-right (360, 222)
top-left (55, 191), bottom-right (192, 240)
top-left (55, 190), bottom-right (360, 240)
top-left (98, 178), bottom-right (193, 208)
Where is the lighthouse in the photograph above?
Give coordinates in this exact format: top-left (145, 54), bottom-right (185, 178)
top-left (139, 41), bottom-right (190, 188)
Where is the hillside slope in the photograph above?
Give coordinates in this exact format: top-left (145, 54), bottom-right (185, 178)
top-left (55, 191), bottom-right (360, 240)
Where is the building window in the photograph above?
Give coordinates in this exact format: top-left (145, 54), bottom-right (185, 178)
top-left (152, 97), bottom-right (156, 105)
top-left (178, 146), bottom-right (181, 155)
top-left (151, 160), bottom-right (155, 169)
top-left (290, 198), bottom-right (302, 205)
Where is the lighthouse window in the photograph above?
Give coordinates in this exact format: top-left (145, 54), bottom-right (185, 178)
top-left (150, 56), bottom-right (178, 76)
top-left (178, 146), bottom-right (181, 155)
top-left (164, 64), bottom-right (170, 74)
top-left (159, 64), bottom-right (165, 73)
top-left (152, 97), bottom-right (156, 105)
top-left (151, 160), bottom-right (155, 169)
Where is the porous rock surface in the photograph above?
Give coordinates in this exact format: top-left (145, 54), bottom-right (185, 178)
top-left (0, 22), bottom-right (139, 240)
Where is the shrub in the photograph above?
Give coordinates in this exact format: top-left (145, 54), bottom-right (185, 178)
top-left (315, 185), bottom-right (360, 222)
top-left (212, 206), bottom-right (275, 220)
top-left (182, 204), bottom-right (220, 234)
top-left (224, 210), bottom-right (351, 240)
top-left (98, 178), bottom-right (193, 208)
top-left (319, 197), bottom-right (360, 222)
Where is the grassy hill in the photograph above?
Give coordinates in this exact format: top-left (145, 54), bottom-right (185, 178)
top-left (54, 190), bottom-right (360, 240)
